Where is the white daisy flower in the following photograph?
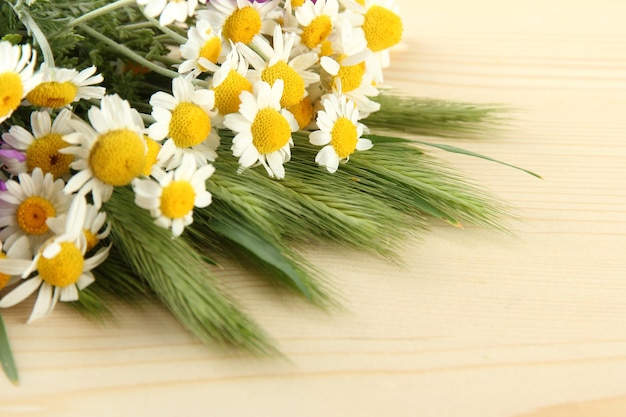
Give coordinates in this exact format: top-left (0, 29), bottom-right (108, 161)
top-left (294, 0), bottom-right (339, 50)
top-left (62, 94), bottom-right (147, 208)
top-left (210, 47), bottom-right (252, 125)
top-left (198, 0), bottom-right (281, 55)
top-left (148, 75), bottom-right (219, 171)
top-left (137, 0), bottom-right (204, 26)
top-left (238, 24), bottom-right (320, 108)
top-left (339, 0), bottom-right (403, 83)
top-left (25, 64), bottom-right (105, 109)
top-left (0, 168), bottom-right (72, 253)
top-left (0, 194), bottom-right (110, 323)
top-left (1, 109), bottom-right (75, 178)
top-left (223, 80), bottom-right (298, 179)
top-left (132, 153), bottom-right (214, 237)
top-left (309, 93), bottom-right (372, 173)
top-left (179, 19), bottom-right (225, 75)
top-left (0, 237), bottom-right (32, 292)
top-left (47, 202), bottom-right (111, 253)
top-left (0, 41), bottom-right (39, 124)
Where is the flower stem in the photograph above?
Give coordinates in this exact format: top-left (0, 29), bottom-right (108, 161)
top-left (10, 4), bottom-right (55, 66)
top-left (144, 16), bottom-right (188, 44)
top-left (65, 0), bottom-right (137, 29)
top-left (77, 23), bottom-right (180, 80)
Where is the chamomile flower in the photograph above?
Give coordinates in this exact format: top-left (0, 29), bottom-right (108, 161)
top-left (26, 64), bottom-right (105, 109)
top-left (319, 24), bottom-right (380, 118)
top-left (210, 47), bottom-right (252, 124)
top-left (81, 204), bottom-right (111, 252)
top-left (294, 0), bottom-right (339, 49)
top-left (132, 154), bottom-right (214, 237)
top-left (62, 94), bottom-right (147, 208)
top-left (148, 75), bottom-right (219, 171)
top-left (178, 19), bottom-right (225, 75)
top-left (1, 109), bottom-right (75, 178)
top-left (199, 0), bottom-right (281, 55)
top-left (0, 168), bottom-right (72, 253)
top-left (0, 41), bottom-right (39, 124)
top-left (137, 0), bottom-right (204, 26)
top-left (309, 93), bottom-right (372, 173)
top-left (339, 0), bottom-right (402, 83)
top-left (223, 80), bottom-right (298, 179)
top-left (238, 24), bottom-right (320, 108)
top-left (0, 195), bottom-right (110, 323)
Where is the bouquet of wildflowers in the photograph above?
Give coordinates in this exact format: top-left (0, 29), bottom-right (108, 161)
top-left (0, 0), bottom-right (536, 383)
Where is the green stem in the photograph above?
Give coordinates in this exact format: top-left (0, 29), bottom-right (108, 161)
top-left (11, 5), bottom-right (54, 66)
top-left (77, 23), bottom-right (181, 80)
top-left (145, 16), bottom-right (188, 44)
top-left (64, 0), bottom-right (137, 30)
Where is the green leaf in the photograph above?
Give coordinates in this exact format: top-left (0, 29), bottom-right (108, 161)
top-left (210, 218), bottom-right (314, 300)
top-left (0, 312), bottom-right (18, 385)
top-left (410, 139), bottom-right (543, 179)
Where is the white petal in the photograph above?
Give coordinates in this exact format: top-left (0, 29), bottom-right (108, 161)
top-left (59, 284), bottom-right (79, 302)
top-left (27, 281), bottom-right (54, 322)
top-left (0, 277), bottom-right (41, 308)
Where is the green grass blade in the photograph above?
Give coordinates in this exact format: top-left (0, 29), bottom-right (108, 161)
top-left (0, 312), bottom-right (18, 385)
top-left (408, 139), bottom-right (543, 179)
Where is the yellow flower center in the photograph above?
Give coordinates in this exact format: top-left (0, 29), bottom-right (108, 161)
top-left (142, 136), bottom-right (161, 176)
top-left (362, 5), bottom-right (403, 52)
top-left (169, 102), bottom-right (211, 148)
top-left (198, 37), bottom-right (222, 71)
top-left (319, 40), bottom-right (334, 57)
top-left (37, 241), bottom-right (84, 288)
top-left (223, 6), bottom-right (262, 44)
top-left (213, 70), bottom-right (252, 114)
top-left (84, 229), bottom-right (99, 253)
top-left (287, 96), bottom-right (313, 130)
top-left (261, 61), bottom-right (305, 108)
top-left (335, 62), bottom-right (365, 93)
top-left (90, 129), bottom-right (146, 186)
top-left (26, 133), bottom-right (73, 178)
top-left (160, 180), bottom-right (195, 219)
top-left (330, 117), bottom-right (358, 159)
top-left (251, 108), bottom-right (292, 154)
top-left (16, 196), bottom-right (56, 235)
top-left (26, 81), bottom-right (78, 109)
top-left (291, 0), bottom-right (304, 6)
top-left (0, 72), bottom-right (23, 119)
top-left (0, 253), bottom-right (11, 290)
top-left (355, 0), bottom-right (365, 4)
top-left (301, 15), bottom-right (333, 49)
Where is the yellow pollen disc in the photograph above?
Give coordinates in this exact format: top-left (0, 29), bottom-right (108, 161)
top-left (84, 229), bottom-right (99, 253)
top-left (362, 5), bottom-right (403, 52)
top-left (169, 102), bottom-right (211, 148)
top-left (319, 40), bottom-right (334, 57)
top-left (0, 253), bottom-right (10, 290)
top-left (198, 37), bottom-right (222, 71)
top-left (301, 15), bottom-right (333, 49)
top-left (160, 181), bottom-right (196, 219)
top-left (16, 196), bottom-right (56, 235)
top-left (330, 117), bottom-right (358, 159)
top-left (251, 108), bottom-right (292, 154)
top-left (261, 61), bottom-right (305, 108)
top-left (142, 136), bottom-right (161, 176)
top-left (26, 81), bottom-right (78, 109)
top-left (90, 129), bottom-right (146, 186)
top-left (223, 6), bottom-right (262, 44)
top-left (335, 62), bottom-right (365, 93)
top-left (26, 133), bottom-right (73, 178)
top-left (291, 0), bottom-right (304, 6)
top-left (287, 96), bottom-right (313, 130)
top-left (213, 70), bottom-right (252, 115)
top-left (37, 242), bottom-right (84, 288)
top-left (0, 72), bottom-right (23, 118)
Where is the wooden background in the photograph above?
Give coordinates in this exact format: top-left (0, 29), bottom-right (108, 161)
top-left (2, 0), bottom-right (626, 416)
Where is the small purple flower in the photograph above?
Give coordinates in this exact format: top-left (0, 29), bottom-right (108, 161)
top-left (0, 149), bottom-right (26, 162)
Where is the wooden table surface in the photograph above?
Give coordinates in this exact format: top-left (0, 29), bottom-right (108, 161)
top-left (2, 1), bottom-right (626, 416)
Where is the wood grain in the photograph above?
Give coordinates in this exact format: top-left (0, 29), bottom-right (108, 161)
top-left (1, 1), bottom-right (626, 416)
